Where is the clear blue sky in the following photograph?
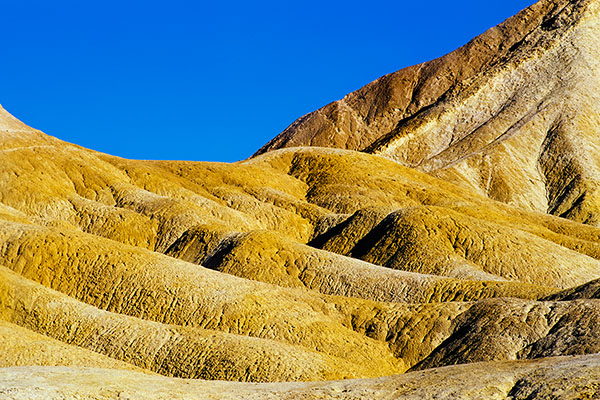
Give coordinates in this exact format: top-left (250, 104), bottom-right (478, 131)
top-left (2, 0), bottom-right (535, 162)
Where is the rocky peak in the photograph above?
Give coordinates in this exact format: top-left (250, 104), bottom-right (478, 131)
top-left (256, 0), bottom-right (600, 226)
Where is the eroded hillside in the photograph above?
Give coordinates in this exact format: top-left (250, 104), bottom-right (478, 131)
top-left (258, 0), bottom-right (600, 228)
top-left (2, 0), bottom-right (600, 398)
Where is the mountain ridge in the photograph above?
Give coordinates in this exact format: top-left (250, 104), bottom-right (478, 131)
top-left (1, 0), bottom-right (600, 398)
top-left (256, 0), bottom-right (600, 227)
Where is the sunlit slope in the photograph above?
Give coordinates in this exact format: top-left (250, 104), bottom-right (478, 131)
top-left (2, 237), bottom-right (599, 382)
top-left (2, 354), bottom-right (600, 399)
top-left (0, 265), bottom-right (396, 381)
top-left (2, 0), bottom-right (600, 395)
top-left (1, 102), bottom-right (600, 386)
top-left (257, 0), bottom-right (600, 229)
top-left (0, 320), bottom-right (142, 372)
top-left (2, 108), bottom-right (600, 295)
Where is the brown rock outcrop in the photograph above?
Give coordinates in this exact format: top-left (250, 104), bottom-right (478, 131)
top-left (257, 0), bottom-right (600, 227)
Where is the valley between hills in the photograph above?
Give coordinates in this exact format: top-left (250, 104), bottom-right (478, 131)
top-left (2, 0), bottom-right (600, 398)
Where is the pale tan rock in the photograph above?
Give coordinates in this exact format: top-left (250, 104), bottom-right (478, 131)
top-left (258, 0), bottom-right (600, 228)
top-left (1, 354), bottom-right (599, 399)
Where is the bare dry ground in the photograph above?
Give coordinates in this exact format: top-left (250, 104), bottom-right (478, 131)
top-left (2, 0), bottom-right (600, 398)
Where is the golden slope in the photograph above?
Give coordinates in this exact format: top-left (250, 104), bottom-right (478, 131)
top-left (0, 320), bottom-right (142, 371)
top-left (0, 220), bottom-right (407, 379)
top-left (2, 1), bottom-right (600, 390)
top-left (1, 100), bottom-right (600, 385)
top-left (0, 266), bottom-right (379, 381)
top-left (166, 227), bottom-right (551, 303)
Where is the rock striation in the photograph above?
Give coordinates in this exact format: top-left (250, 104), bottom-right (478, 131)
top-left (2, 0), bottom-right (600, 398)
top-left (257, 0), bottom-right (600, 227)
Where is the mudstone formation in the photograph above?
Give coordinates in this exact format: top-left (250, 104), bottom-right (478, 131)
top-left (1, 0), bottom-right (600, 398)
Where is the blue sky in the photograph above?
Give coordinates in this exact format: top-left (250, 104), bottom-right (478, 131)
top-left (2, 0), bottom-right (535, 162)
